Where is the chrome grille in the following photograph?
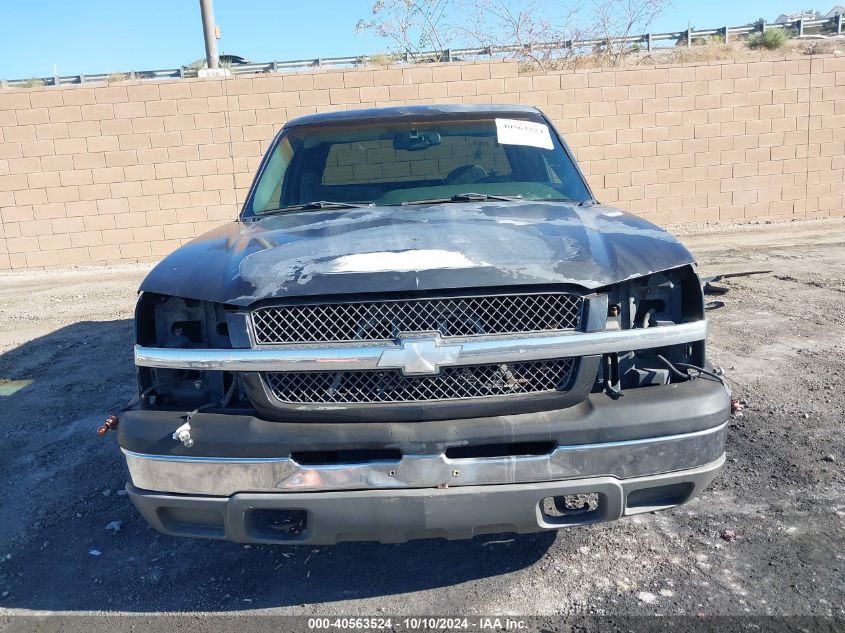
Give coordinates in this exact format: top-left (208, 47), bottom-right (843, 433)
top-left (264, 358), bottom-right (576, 404)
top-left (251, 293), bottom-right (583, 344)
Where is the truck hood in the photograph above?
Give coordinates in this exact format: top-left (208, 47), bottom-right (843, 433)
top-left (139, 201), bottom-right (695, 306)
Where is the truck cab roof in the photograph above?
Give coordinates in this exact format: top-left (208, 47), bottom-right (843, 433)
top-left (283, 104), bottom-right (543, 128)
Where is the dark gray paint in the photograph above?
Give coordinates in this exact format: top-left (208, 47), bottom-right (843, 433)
top-left (281, 103), bottom-right (546, 129)
top-left (118, 373), bottom-right (729, 458)
top-left (138, 201), bottom-right (695, 307)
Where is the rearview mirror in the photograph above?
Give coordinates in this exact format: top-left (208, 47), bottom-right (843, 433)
top-left (393, 129), bottom-right (441, 151)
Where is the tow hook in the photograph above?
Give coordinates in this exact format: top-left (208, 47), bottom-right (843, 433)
top-left (97, 414), bottom-right (119, 436)
top-left (172, 421), bottom-right (194, 448)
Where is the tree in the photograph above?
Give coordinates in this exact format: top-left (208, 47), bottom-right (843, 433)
top-left (355, 0), bottom-right (452, 61)
top-left (590, 0), bottom-right (669, 64)
top-left (355, 0), bottom-right (670, 68)
top-left (455, 0), bottom-right (583, 70)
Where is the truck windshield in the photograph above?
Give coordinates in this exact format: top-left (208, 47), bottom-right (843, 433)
top-left (246, 116), bottom-right (591, 216)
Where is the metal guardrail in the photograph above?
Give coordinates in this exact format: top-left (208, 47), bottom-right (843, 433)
top-left (2, 14), bottom-right (842, 88)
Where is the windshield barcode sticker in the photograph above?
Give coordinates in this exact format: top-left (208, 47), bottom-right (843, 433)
top-left (495, 118), bottom-right (554, 150)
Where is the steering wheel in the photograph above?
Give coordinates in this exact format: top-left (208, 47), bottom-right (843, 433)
top-left (446, 164), bottom-right (488, 186)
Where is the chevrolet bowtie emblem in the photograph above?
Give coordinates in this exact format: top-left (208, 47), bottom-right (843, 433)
top-left (377, 334), bottom-right (463, 376)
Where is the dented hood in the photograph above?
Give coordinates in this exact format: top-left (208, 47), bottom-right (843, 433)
top-left (139, 201), bottom-right (695, 306)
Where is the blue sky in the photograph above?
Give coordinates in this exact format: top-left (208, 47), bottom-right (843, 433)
top-left (0, 1), bottom-right (823, 79)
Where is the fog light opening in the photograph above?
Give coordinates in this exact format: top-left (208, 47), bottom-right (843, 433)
top-left (626, 482), bottom-right (694, 510)
top-left (249, 508), bottom-right (308, 540)
top-left (540, 493), bottom-right (601, 525)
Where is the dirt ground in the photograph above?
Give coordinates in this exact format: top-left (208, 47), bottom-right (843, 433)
top-left (0, 217), bottom-right (843, 624)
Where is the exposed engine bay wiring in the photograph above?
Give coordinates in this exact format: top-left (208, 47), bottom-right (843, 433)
top-left (120, 377), bottom-right (183, 412)
top-left (653, 354), bottom-right (730, 389)
top-left (186, 374), bottom-right (239, 421)
top-left (175, 375), bottom-right (241, 447)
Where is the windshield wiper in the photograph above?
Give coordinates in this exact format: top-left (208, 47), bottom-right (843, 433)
top-left (401, 193), bottom-right (524, 205)
top-left (258, 200), bottom-right (375, 215)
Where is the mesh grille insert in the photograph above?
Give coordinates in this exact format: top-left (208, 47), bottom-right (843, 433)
top-left (251, 293), bottom-right (583, 344)
top-left (264, 358), bottom-right (576, 404)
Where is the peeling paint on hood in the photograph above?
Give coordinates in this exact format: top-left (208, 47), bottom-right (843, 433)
top-left (139, 200), bottom-right (695, 306)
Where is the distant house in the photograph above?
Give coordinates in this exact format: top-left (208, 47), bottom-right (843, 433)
top-left (775, 10), bottom-right (821, 23)
top-left (824, 5), bottom-right (845, 17)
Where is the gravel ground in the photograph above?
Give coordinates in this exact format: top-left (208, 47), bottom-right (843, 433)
top-left (0, 218), bottom-right (843, 622)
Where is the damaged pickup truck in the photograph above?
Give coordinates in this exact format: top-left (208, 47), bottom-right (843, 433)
top-left (117, 104), bottom-right (729, 544)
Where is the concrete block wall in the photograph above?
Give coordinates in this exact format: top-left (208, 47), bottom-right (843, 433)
top-left (0, 54), bottom-right (843, 270)
top-left (322, 136), bottom-right (512, 185)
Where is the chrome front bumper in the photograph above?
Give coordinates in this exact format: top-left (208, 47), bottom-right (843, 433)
top-left (123, 421), bottom-right (726, 497)
top-left (126, 456), bottom-right (725, 544)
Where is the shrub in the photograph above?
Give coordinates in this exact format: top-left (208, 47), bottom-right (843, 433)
top-left (747, 28), bottom-right (791, 50)
top-left (355, 53), bottom-right (400, 67)
top-left (20, 76), bottom-right (45, 88)
top-left (691, 34), bottom-right (724, 46)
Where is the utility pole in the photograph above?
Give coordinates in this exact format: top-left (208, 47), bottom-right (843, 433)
top-left (199, 0), bottom-right (219, 69)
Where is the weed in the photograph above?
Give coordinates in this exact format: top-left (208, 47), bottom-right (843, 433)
top-left (20, 76), bottom-right (45, 88)
top-left (747, 28), bottom-right (791, 50)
